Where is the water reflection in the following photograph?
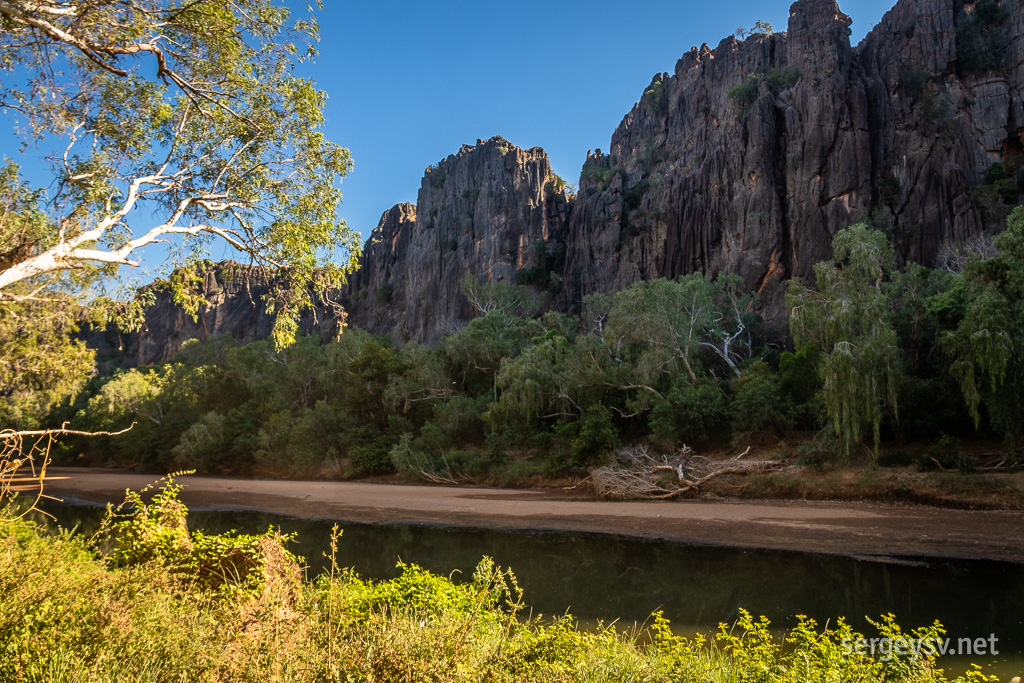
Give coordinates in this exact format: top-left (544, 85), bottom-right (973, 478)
top-left (41, 499), bottom-right (1024, 672)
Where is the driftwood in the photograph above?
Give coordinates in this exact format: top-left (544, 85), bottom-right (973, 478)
top-left (928, 453), bottom-right (1016, 473)
top-left (591, 445), bottom-right (782, 500)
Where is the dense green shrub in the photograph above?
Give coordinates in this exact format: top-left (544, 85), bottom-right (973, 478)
top-left (730, 362), bottom-right (795, 441)
top-left (580, 160), bottom-right (627, 191)
top-left (113, 477), bottom-right (300, 595)
top-left (984, 162), bottom-right (1006, 184)
top-left (778, 343), bottom-right (822, 415)
top-left (347, 425), bottom-right (396, 475)
top-left (514, 239), bottom-right (566, 294)
top-left (554, 402), bottom-right (620, 467)
top-left (377, 282), bottom-right (395, 304)
top-left (956, 0), bottom-right (1008, 73)
top-left (918, 435), bottom-right (970, 472)
top-left (649, 379), bottom-right (729, 448)
top-left (641, 79), bottom-right (668, 116)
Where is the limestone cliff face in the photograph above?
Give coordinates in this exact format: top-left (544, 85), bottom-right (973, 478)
top-left (562, 0), bottom-right (1023, 320)
top-left (111, 0), bottom-right (1024, 358)
top-left (107, 261), bottom-right (335, 365)
top-left (344, 136), bottom-right (571, 344)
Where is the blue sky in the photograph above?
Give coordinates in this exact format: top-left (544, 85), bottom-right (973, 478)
top-left (0, 0), bottom-right (898, 274)
top-left (314, 0), bottom-right (897, 242)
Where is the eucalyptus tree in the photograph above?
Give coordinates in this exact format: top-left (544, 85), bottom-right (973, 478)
top-left (0, 165), bottom-right (94, 427)
top-left (787, 224), bottom-right (901, 455)
top-left (488, 333), bottom-right (608, 428)
top-left (606, 274), bottom-right (751, 386)
top-left (0, 0), bottom-right (359, 346)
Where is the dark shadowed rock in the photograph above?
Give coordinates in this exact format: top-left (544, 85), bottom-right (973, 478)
top-left (104, 0), bottom-right (1024, 356)
top-left (100, 261), bottom-right (340, 365)
top-left (343, 136), bottom-right (571, 344)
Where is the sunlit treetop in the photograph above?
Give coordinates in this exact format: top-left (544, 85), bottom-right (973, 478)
top-left (0, 0), bottom-right (361, 346)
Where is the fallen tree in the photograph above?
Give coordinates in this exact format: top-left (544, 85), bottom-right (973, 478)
top-left (591, 445), bottom-right (783, 500)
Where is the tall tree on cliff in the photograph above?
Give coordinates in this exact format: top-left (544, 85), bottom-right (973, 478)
top-left (0, 1), bottom-right (359, 428)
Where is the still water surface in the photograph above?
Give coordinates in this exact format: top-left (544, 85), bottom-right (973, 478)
top-left (43, 499), bottom-right (1024, 677)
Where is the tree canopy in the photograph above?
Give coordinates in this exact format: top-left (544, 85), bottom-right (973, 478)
top-left (787, 224), bottom-right (902, 455)
top-left (937, 207), bottom-right (1024, 445)
top-left (0, 0), bottom-right (359, 346)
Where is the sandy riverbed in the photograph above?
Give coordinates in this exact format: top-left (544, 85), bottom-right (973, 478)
top-left (41, 467), bottom-right (1024, 563)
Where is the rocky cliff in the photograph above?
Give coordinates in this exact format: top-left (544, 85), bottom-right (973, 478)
top-left (98, 261), bottom-right (339, 366)
top-left (117, 0), bottom-right (1024, 359)
top-left (562, 0), bottom-right (1022, 319)
top-left (343, 137), bottom-right (571, 344)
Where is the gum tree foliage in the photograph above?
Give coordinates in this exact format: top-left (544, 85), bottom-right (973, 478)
top-left (604, 275), bottom-right (753, 447)
top-left (787, 224), bottom-right (901, 455)
top-left (460, 273), bottom-right (539, 320)
top-left (0, 0), bottom-right (360, 347)
top-left (446, 276), bottom-right (544, 399)
top-left (938, 207), bottom-right (1024, 445)
top-left (606, 274), bottom-right (752, 385)
top-left (488, 332), bottom-right (606, 427)
top-left (0, 166), bottom-right (94, 427)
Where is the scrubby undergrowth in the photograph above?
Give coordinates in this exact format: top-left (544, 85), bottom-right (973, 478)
top-left (0, 484), bottom-right (1001, 682)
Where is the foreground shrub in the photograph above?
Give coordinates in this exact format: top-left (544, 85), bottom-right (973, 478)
top-left (114, 476), bottom-right (300, 597)
top-left (0, 483), bottom-right (1001, 682)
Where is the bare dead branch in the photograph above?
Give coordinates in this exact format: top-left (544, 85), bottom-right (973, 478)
top-left (591, 445), bottom-right (782, 500)
top-left (0, 422), bottom-right (135, 521)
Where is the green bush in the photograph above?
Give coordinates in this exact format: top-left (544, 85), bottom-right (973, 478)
top-left (114, 476), bottom-right (299, 595)
top-left (918, 435), bottom-right (970, 472)
top-left (444, 448), bottom-right (496, 476)
top-left (649, 379), bottom-right (729, 447)
top-left (624, 178), bottom-right (651, 210)
top-left (347, 426), bottom-right (396, 475)
top-left (730, 362), bottom-right (795, 440)
top-left (555, 402), bottom-right (620, 467)
top-left (727, 77), bottom-right (760, 111)
top-left (427, 165), bottom-right (446, 189)
top-left (580, 160), bottom-right (626, 191)
top-left (641, 79), bottom-right (668, 116)
top-left (984, 162), bottom-right (1006, 184)
top-left (728, 66), bottom-right (801, 113)
top-left (795, 431), bottom-right (844, 468)
top-left (901, 68), bottom-right (930, 98)
top-left (956, 0), bottom-right (1008, 73)
top-left (377, 282), bottom-right (395, 304)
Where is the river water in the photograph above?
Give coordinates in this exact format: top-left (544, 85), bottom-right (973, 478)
top-left (40, 499), bottom-right (1024, 678)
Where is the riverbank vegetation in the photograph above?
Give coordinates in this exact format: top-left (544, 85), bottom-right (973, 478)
top-left (0, 482), bottom-right (1000, 682)
top-left (34, 212), bottom-right (1024, 506)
